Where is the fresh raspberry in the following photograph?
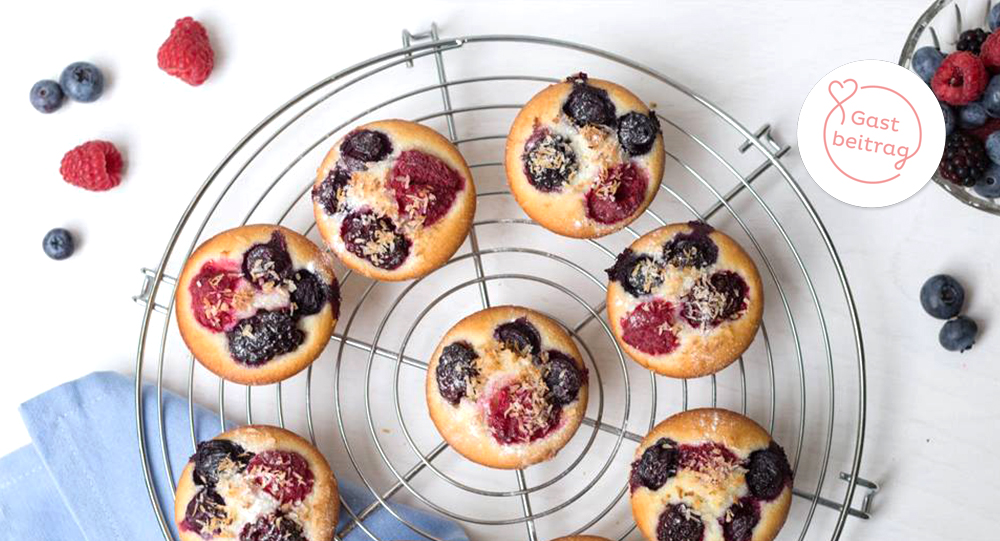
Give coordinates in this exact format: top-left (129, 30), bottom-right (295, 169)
top-left (932, 52), bottom-right (988, 105)
top-left (157, 17), bottom-right (214, 86)
top-left (59, 140), bottom-right (123, 191)
top-left (981, 32), bottom-right (1000, 72)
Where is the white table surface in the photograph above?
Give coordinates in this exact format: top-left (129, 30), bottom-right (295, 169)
top-left (1, 1), bottom-right (997, 540)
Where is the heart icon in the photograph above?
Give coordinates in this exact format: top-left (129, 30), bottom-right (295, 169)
top-left (828, 79), bottom-right (858, 124)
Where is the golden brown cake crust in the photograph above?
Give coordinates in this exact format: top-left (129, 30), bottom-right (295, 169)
top-left (174, 425), bottom-right (339, 541)
top-left (607, 222), bottom-right (763, 379)
top-left (505, 76), bottom-right (664, 239)
top-left (550, 536), bottom-right (614, 541)
top-left (425, 306), bottom-right (589, 469)
top-left (175, 224), bottom-right (339, 386)
top-left (313, 119), bottom-right (476, 281)
top-left (630, 409), bottom-right (792, 541)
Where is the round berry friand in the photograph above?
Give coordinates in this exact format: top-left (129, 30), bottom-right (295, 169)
top-left (505, 73), bottom-right (665, 238)
top-left (175, 225), bottom-right (341, 385)
top-left (174, 425), bottom-right (338, 541)
top-left (606, 222), bottom-right (763, 379)
top-left (630, 409), bottom-right (792, 541)
top-left (312, 119), bottom-right (476, 281)
top-left (425, 306), bottom-right (589, 469)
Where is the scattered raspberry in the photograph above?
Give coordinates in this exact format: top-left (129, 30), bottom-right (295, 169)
top-left (157, 17), bottom-right (214, 86)
top-left (981, 32), bottom-right (1000, 72)
top-left (59, 140), bottom-right (123, 191)
top-left (932, 52), bottom-right (988, 105)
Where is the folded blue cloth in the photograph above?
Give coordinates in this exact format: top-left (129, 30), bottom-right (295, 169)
top-left (0, 371), bottom-right (467, 541)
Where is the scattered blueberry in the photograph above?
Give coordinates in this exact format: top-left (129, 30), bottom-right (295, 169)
top-left (494, 318), bottom-right (541, 355)
top-left (542, 350), bottom-right (584, 407)
top-left (960, 101), bottom-right (989, 128)
top-left (974, 163), bottom-right (1000, 198)
top-left (978, 76), bottom-right (1000, 117)
top-left (919, 274), bottom-right (965, 320)
top-left (656, 503), bottom-right (704, 541)
top-left (193, 439), bottom-right (253, 486)
top-left (939, 316), bottom-right (978, 352)
top-left (940, 103), bottom-right (955, 136)
top-left (617, 111), bottom-right (660, 155)
top-left (992, 4), bottom-right (1000, 31)
top-left (630, 438), bottom-right (679, 491)
top-left (912, 46), bottom-right (944, 84)
top-left (746, 442), bottom-right (792, 501)
top-left (42, 228), bottom-right (75, 260)
top-left (435, 342), bottom-right (479, 405)
top-left (29, 80), bottom-right (64, 113)
top-left (226, 310), bottom-right (304, 365)
top-left (59, 62), bottom-right (104, 103)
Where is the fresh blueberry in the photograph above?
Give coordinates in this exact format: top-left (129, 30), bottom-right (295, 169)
top-left (919, 274), bottom-right (965, 320)
top-left (59, 62), bottom-right (104, 103)
top-left (991, 4), bottom-right (1000, 31)
top-left (960, 101), bottom-right (989, 128)
top-left (630, 438), bottom-right (679, 491)
top-left (939, 316), bottom-right (978, 352)
top-left (435, 342), bottom-right (479, 405)
top-left (542, 350), bottom-right (584, 407)
top-left (986, 132), bottom-right (1000, 165)
top-left (29, 80), bottom-right (64, 113)
top-left (42, 228), bottom-right (74, 260)
top-left (940, 103), bottom-right (955, 136)
top-left (912, 46), bottom-right (943, 85)
top-left (974, 162), bottom-right (1000, 198)
top-left (979, 76), bottom-right (1000, 117)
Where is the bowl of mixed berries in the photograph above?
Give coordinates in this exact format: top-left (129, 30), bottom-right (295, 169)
top-left (901, 0), bottom-right (1000, 215)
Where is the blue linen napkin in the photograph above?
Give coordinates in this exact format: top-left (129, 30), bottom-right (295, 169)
top-left (0, 371), bottom-right (468, 541)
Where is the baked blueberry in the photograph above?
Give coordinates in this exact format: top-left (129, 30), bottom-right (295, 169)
top-left (291, 270), bottom-right (334, 318)
top-left (435, 342), bottom-right (479, 405)
top-left (746, 442), bottom-right (792, 501)
top-left (721, 498), bottom-right (760, 541)
top-left (606, 249), bottom-right (665, 298)
top-left (340, 209), bottom-right (411, 270)
top-left (494, 317), bottom-right (541, 355)
top-left (630, 437), bottom-right (679, 491)
top-left (312, 167), bottom-right (352, 215)
top-left (919, 274), bottom-right (965, 320)
top-left (663, 231), bottom-right (719, 269)
top-left (239, 511), bottom-right (306, 541)
top-left (656, 503), bottom-right (704, 541)
top-left (192, 439), bottom-right (253, 487)
top-left (563, 79), bottom-right (616, 127)
top-left (522, 128), bottom-right (578, 191)
top-left (586, 162), bottom-right (648, 224)
top-left (226, 310), bottom-right (305, 366)
top-left (182, 487), bottom-right (227, 538)
top-left (340, 129), bottom-right (392, 162)
top-left (681, 271), bottom-right (749, 328)
top-left (617, 111), bottom-right (660, 156)
top-left (543, 350), bottom-right (584, 406)
top-left (242, 231), bottom-right (293, 288)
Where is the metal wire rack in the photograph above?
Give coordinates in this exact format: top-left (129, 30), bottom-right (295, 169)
top-left (133, 25), bottom-right (877, 541)
top-left (899, 0), bottom-right (1000, 216)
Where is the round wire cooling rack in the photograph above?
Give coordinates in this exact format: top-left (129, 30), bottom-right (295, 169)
top-left (900, 0), bottom-right (1000, 216)
top-left (133, 25), bottom-right (880, 541)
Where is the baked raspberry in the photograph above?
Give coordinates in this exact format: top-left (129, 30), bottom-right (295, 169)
top-left (563, 77), bottom-right (616, 127)
top-left (663, 231), bottom-right (719, 269)
top-left (59, 140), bottom-right (123, 191)
top-left (486, 381), bottom-right (560, 445)
top-left (522, 127), bottom-right (578, 191)
top-left (932, 52), bottom-right (988, 105)
top-left (586, 162), bottom-right (648, 224)
top-left (938, 131), bottom-right (990, 186)
top-left (157, 17), bottom-right (214, 86)
top-left (656, 503), bottom-right (705, 541)
top-left (617, 111), bottom-right (661, 156)
top-left (542, 350), bottom-right (584, 406)
top-left (312, 167), bottom-right (352, 215)
top-left (494, 318), bottom-right (541, 355)
top-left (242, 231), bottom-right (292, 288)
top-left (678, 442), bottom-right (740, 473)
top-left (247, 450), bottom-right (314, 504)
top-left (388, 150), bottom-right (464, 226)
top-left (606, 249), bottom-right (665, 298)
top-left (182, 487), bottom-right (227, 538)
top-left (192, 439), bottom-right (253, 487)
top-left (290, 270), bottom-right (336, 318)
top-left (239, 512), bottom-right (305, 541)
top-left (341, 129), bottom-right (393, 163)
top-left (189, 260), bottom-right (244, 332)
top-left (621, 299), bottom-right (678, 355)
top-left (226, 310), bottom-right (304, 366)
top-left (681, 271), bottom-right (749, 328)
top-left (981, 32), bottom-right (1000, 72)
top-left (435, 342), bottom-right (479, 405)
top-left (340, 209), bottom-right (411, 270)
top-left (630, 437), bottom-right (679, 491)
top-left (746, 442), bottom-right (792, 501)
top-left (720, 498), bottom-right (760, 541)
